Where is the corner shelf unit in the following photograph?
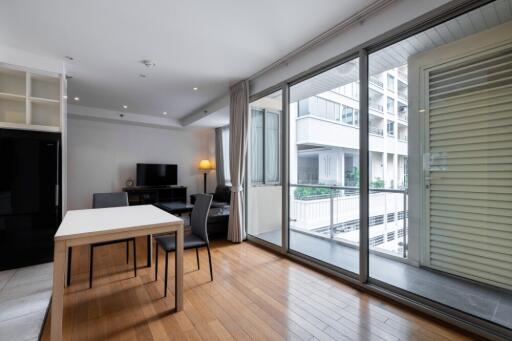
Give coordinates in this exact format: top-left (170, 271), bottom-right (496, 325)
top-left (0, 64), bottom-right (64, 132)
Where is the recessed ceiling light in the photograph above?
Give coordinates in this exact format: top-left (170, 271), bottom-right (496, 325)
top-left (193, 87), bottom-right (198, 91)
top-left (65, 56), bottom-right (74, 61)
top-left (74, 96), bottom-right (79, 101)
top-left (63, 95), bottom-right (68, 99)
top-left (163, 111), bottom-right (168, 115)
top-left (123, 105), bottom-right (128, 109)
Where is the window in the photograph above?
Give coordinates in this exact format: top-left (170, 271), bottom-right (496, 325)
top-left (221, 126), bottom-right (230, 184)
top-left (250, 108), bottom-right (280, 184)
top-left (342, 105), bottom-right (353, 125)
top-left (387, 97), bottom-right (394, 114)
top-left (387, 74), bottom-right (395, 91)
top-left (387, 120), bottom-right (394, 136)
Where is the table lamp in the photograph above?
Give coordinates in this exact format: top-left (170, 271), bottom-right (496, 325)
top-left (198, 159), bottom-right (213, 193)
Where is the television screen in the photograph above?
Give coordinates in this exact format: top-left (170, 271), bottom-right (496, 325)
top-left (136, 163), bottom-right (177, 186)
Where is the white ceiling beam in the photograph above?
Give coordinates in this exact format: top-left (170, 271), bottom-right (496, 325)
top-left (179, 94), bottom-right (229, 127)
top-left (68, 104), bottom-right (183, 129)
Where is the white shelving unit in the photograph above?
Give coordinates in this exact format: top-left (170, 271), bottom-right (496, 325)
top-left (0, 64), bottom-right (64, 132)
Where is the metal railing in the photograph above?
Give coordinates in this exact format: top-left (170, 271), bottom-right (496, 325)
top-left (369, 125), bottom-right (384, 136)
top-left (369, 102), bottom-right (384, 112)
top-left (290, 184), bottom-right (408, 258)
top-left (398, 111), bottom-right (408, 122)
top-left (369, 77), bottom-right (384, 88)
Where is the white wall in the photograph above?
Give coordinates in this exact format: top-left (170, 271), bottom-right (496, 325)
top-left (67, 117), bottom-right (216, 209)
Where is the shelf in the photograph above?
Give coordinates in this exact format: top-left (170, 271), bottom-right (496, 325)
top-left (0, 92), bottom-right (25, 101)
top-left (29, 96), bottom-right (60, 104)
top-left (30, 74), bottom-right (60, 101)
top-left (0, 121), bottom-right (60, 132)
top-left (0, 68), bottom-right (26, 96)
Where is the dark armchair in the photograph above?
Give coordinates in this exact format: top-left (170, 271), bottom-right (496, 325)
top-left (190, 184), bottom-right (231, 208)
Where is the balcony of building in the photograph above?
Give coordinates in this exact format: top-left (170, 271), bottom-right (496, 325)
top-left (296, 115), bottom-right (406, 156)
top-left (398, 80), bottom-right (407, 101)
top-left (249, 184), bottom-right (512, 330)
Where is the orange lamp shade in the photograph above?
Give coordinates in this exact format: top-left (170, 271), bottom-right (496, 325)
top-left (198, 159), bottom-right (213, 171)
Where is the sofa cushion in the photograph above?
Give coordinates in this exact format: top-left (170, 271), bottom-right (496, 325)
top-left (213, 185), bottom-right (231, 204)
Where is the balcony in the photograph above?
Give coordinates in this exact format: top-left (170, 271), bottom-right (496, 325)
top-left (398, 110), bottom-right (408, 122)
top-left (369, 102), bottom-right (383, 113)
top-left (369, 125), bottom-right (383, 136)
top-left (369, 76), bottom-right (383, 88)
top-left (250, 184), bottom-right (512, 329)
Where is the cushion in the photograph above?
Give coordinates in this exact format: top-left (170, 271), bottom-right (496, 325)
top-left (213, 185), bottom-right (231, 204)
top-left (155, 230), bottom-right (206, 251)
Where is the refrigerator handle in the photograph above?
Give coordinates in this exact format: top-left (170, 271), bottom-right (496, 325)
top-left (55, 184), bottom-right (60, 206)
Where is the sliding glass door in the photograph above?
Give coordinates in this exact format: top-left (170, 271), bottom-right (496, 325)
top-left (247, 90), bottom-right (282, 246)
top-left (288, 58), bottom-right (360, 275)
top-left (368, 0), bottom-right (512, 330)
top-left (247, 0), bottom-right (512, 337)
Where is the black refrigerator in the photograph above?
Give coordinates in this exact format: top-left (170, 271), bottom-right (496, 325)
top-left (0, 129), bottom-right (61, 270)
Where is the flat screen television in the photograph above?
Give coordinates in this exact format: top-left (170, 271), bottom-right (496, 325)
top-left (136, 163), bottom-right (177, 186)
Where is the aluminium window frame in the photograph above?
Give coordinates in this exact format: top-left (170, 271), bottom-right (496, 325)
top-left (246, 1), bottom-right (510, 340)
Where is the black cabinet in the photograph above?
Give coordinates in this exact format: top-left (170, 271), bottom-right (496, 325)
top-left (122, 186), bottom-right (187, 206)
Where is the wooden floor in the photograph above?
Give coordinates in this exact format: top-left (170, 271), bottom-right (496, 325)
top-left (41, 239), bottom-right (477, 341)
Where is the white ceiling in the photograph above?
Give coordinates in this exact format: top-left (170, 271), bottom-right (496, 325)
top-left (0, 0), bottom-right (376, 125)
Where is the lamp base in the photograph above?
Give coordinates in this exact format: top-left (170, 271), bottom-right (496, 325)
top-left (203, 172), bottom-right (207, 193)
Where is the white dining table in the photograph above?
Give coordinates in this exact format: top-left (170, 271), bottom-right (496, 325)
top-left (50, 204), bottom-right (184, 341)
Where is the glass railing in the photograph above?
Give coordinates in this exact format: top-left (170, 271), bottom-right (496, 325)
top-left (369, 77), bottom-right (384, 88)
top-left (369, 102), bottom-right (384, 112)
top-left (369, 126), bottom-right (384, 136)
top-left (290, 184), bottom-right (408, 258)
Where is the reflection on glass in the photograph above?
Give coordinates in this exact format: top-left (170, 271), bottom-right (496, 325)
top-left (289, 58), bottom-right (360, 274)
top-left (247, 90), bottom-right (282, 246)
top-left (369, 0), bottom-right (512, 329)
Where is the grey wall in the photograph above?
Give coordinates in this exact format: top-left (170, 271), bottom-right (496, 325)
top-left (67, 117), bottom-right (216, 209)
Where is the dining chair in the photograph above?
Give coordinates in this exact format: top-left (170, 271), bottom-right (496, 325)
top-left (66, 192), bottom-right (137, 288)
top-left (154, 193), bottom-right (213, 297)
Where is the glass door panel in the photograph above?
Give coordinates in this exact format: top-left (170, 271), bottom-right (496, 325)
top-left (289, 58), bottom-right (360, 274)
top-left (247, 90), bottom-right (282, 246)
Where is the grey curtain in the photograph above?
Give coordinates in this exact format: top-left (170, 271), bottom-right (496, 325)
top-left (227, 80), bottom-right (249, 243)
top-left (215, 127), bottom-right (225, 186)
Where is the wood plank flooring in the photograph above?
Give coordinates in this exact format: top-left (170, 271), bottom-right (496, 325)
top-left (41, 239), bottom-right (477, 340)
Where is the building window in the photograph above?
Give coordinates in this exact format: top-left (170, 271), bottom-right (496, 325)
top-left (387, 120), bottom-right (395, 136)
top-left (250, 108), bottom-right (280, 185)
top-left (387, 97), bottom-right (394, 114)
top-left (387, 74), bottom-right (395, 91)
top-left (342, 105), bottom-right (353, 125)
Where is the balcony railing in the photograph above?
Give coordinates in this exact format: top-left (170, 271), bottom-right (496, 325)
top-left (369, 102), bottom-right (384, 112)
top-left (398, 91), bottom-right (407, 101)
top-left (398, 111), bottom-right (408, 122)
top-left (369, 77), bottom-right (383, 88)
top-left (398, 69), bottom-right (407, 80)
top-left (369, 125), bottom-right (384, 136)
top-left (290, 184), bottom-right (408, 258)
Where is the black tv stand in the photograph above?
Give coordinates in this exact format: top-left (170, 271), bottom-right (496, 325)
top-left (123, 185), bottom-right (187, 205)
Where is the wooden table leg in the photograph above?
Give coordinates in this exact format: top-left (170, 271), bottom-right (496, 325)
top-left (51, 239), bottom-right (66, 341)
top-left (175, 224), bottom-right (184, 311)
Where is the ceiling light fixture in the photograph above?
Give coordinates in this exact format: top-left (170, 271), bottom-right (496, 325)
top-left (64, 56), bottom-right (74, 61)
top-left (74, 96), bottom-right (79, 101)
top-left (123, 105), bottom-right (128, 109)
top-left (163, 111), bottom-right (168, 115)
top-left (141, 60), bottom-right (156, 68)
top-left (193, 87), bottom-right (198, 91)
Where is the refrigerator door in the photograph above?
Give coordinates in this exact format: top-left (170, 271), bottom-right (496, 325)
top-left (0, 130), bottom-right (61, 270)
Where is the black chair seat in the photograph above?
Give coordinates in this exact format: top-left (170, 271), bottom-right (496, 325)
top-left (155, 230), bottom-right (207, 251)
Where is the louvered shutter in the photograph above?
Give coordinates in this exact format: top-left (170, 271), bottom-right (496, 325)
top-left (426, 46), bottom-right (512, 290)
